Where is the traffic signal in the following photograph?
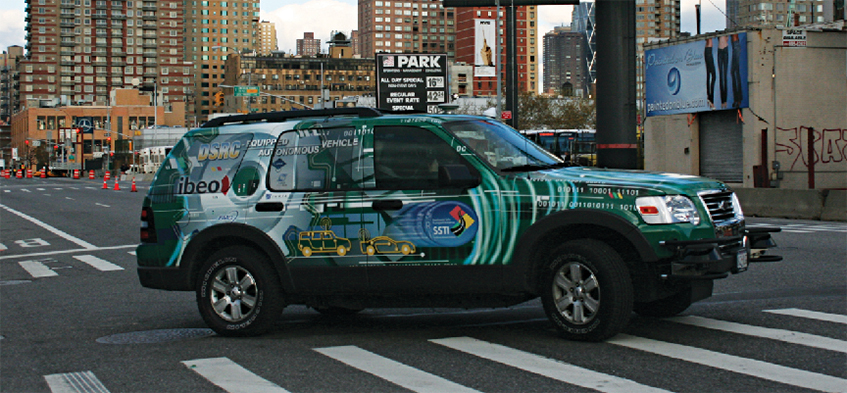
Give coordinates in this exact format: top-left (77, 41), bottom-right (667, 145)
top-left (25, 140), bottom-right (29, 146)
top-left (214, 91), bottom-right (225, 106)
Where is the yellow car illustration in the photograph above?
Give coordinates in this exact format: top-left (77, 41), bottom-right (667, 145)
top-left (360, 236), bottom-right (416, 256)
top-left (298, 230), bottom-right (352, 257)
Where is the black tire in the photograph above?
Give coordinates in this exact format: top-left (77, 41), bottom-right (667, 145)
top-left (633, 286), bottom-right (692, 318)
top-left (540, 240), bottom-right (633, 342)
top-left (196, 246), bottom-right (285, 337)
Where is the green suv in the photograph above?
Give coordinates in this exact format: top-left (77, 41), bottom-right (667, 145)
top-left (136, 108), bottom-right (780, 341)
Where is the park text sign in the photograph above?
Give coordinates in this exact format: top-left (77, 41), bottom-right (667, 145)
top-left (376, 53), bottom-right (448, 113)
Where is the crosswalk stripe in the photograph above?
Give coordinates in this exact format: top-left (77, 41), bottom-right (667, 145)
top-left (315, 345), bottom-right (482, 393)
top-left (182, 357), bottom-right (290, 393)
top-left (127, 251), bottom-right (136, 256)
top-left (19, 261), bottom-right (58, 278)
top-left (44, 371), bottom-right (110, 393)
top-left (430, 337), bottom-right (670, 393)
top-left (73, 255), bottom-right (123, 272)
top-left (608, 334), bottom-right (847, 393)
top-left (668, 315), bottom-right (847, 353)
top-left (781, 230), bottom-right (813, 233)
top-left (764, 308), bottom-right (847, 324)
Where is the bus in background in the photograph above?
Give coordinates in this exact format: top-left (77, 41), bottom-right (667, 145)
top-left (521, 129), bottom-right (596, 166)
top-left (139, 146), bottom-right (173, 173)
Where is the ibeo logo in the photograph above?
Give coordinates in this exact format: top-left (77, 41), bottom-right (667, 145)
top-left (176, 175), bottom-right (231, 195)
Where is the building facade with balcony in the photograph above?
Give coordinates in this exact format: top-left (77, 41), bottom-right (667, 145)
top-left (19, 0), bottom-right (192, 116)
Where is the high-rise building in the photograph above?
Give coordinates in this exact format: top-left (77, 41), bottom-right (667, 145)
top-left (454, 6), bottom-right (538, 96)
top-left (543, 26), bottom-right (585, 96)
top-left (1, 46), bottom-right (24, 124)
top-left (184, 0), bottom-right (259, 120)
top-left (19, 0), bottom-right (193, 111)
top-left (357, 0), bottom-right (456, 58)
top-left (572, 1), bottom-right (596, 94)
top-left (297, 32), bottom-right (321, 56)
top-left (258, 21), bottom-right (279, 56)
top-left (726, 0), bottom-right (840, 28)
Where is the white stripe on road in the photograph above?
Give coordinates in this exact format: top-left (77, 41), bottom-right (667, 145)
top-left (315, 345), bottom-right (482, 393)
top-left (19, 261), bottom-right (58, 278)
top-left (764, 308), bottom-right (847, 324)
top-left (127, 251), bottom-right (136, 256)
top-left (668, 315), bottom-right (847, 353)
top-left (73, 255), bottom-right (124, 272)
top-left (44, 371), bottom-right (110, 393)
top-left (608, 334), bottom-right (847, 393)
top-left (0, 203), bottom-right (96, 249)
top-left (0, 244), bottom-right (137, 261)
top-left (430, 337), bottom-right (670, 393)
top-left (94, 203), bottom-right (110, 208)
top-left (182, 357), bottom-right (290, 393)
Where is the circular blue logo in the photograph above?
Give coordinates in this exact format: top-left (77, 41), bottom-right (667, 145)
top-left (667, 67), bottom-right (681, 95)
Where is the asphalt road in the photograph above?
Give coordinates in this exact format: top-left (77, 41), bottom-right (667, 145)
top-left (1, 175), bottom-right (845, 393)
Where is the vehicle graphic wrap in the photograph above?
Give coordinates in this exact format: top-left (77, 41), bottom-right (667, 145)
top-left (137, 127), bottom-right (256, 268)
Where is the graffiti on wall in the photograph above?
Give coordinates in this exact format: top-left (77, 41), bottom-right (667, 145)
top-left (775, 126), bottom-right (847, 171)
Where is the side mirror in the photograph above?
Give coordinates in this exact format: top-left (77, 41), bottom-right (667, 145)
top-left (439, 164), bottom-right (481, 189)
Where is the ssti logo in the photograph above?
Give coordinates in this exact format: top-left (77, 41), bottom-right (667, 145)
top-left (667, 67), bottom-right (681, 95)
top-left (449, 205), bottom-right (476, 237)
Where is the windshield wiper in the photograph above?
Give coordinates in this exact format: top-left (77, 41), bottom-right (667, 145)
top-left (500, 162), bottom-right (570, 172)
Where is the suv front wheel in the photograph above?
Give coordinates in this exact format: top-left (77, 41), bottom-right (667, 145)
top-left (541, 240), bottom-right (634, 342)
top-left (196, 246), bottom-right (285, 336)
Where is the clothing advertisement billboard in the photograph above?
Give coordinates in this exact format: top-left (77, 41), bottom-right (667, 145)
top-left (475, 19), bottom-right (496, 77)
top-left (645, 32), bottom-right (748, 117)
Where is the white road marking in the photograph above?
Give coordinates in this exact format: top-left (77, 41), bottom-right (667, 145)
top-left (668, 315), bottom-right (847, 353)
top-left (127, 251), bottom-right (136, 256)
top-left (95, 203), bottom-right (110, 208)
top-left (0, 203), bottom-right (96, 249)
top-left (44, 371), bottom-right (110, 393)
top-left (430, 336), bottom-right (669, 393)
top-left (764, 308), bottom-right (847, 324)
top-left (73, 255), bottom-right (124, 272)
top-left (18, 260), bottom-right (58, 278)
top-left (182, 357), bottom-right (290, 393)
top-left (608, 334), bottom-right (847, 393)
top-left (315, 345), bottom-right (481, 393)
top-left (0, 244), bottom-right (137, 261)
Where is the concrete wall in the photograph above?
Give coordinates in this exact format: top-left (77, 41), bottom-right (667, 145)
top-left (735, 188), bottom-right (846, 221)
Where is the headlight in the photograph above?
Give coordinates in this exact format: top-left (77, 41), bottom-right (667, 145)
top-left (731, 192), bottom-right (745, 221)
top-left (636, 195), bottom-right (701, 225)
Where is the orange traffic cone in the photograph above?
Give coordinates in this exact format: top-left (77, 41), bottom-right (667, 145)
top-left (102, 178), bottom-right (108, 189)
top-left (114, 178), bottom-right (121, 191)
top-left (41, 167), bottom-right (46, 178)
top-left (131, 177), bottom-right (137, 192)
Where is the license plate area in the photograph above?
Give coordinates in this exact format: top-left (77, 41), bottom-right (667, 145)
top-left (736, 249), bottom-right (748, 272)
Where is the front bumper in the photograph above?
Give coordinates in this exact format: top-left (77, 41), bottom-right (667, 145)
top-left (659, 226), bottom-right (782, 280)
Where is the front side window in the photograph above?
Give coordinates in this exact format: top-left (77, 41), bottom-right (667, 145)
top-left (444, 120), bottom-right (561, 171)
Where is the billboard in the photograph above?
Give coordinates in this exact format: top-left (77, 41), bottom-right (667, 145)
top-left (645, 32), bottom-right (748, 117)
top-left (475, 19), bottom-right (496, 77)
top-left (376, 53), bottom-right (448, 113)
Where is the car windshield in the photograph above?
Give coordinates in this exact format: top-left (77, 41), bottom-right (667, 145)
top-left (444, 119), bottom-right (564, 172)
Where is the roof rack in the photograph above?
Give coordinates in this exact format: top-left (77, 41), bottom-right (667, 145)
top-left (201, 107), bottom-right (384, 128)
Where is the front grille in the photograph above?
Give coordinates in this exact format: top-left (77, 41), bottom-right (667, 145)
top-left (699, 190), bottom-right (736, 223)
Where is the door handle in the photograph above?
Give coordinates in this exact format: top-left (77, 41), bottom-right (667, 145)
top-left (255, 202), bottom-right (284, 212)
top-left (373, 199), bottom-right (403, 211)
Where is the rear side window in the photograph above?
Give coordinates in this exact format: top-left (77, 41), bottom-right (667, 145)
top-left (268, 127), bottom-right (365, 191)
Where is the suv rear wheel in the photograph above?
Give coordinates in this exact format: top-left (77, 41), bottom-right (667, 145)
top-left (541, 240), bottom-right (633, 342)
top-left (196, 246), bottom-right (284, 336)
